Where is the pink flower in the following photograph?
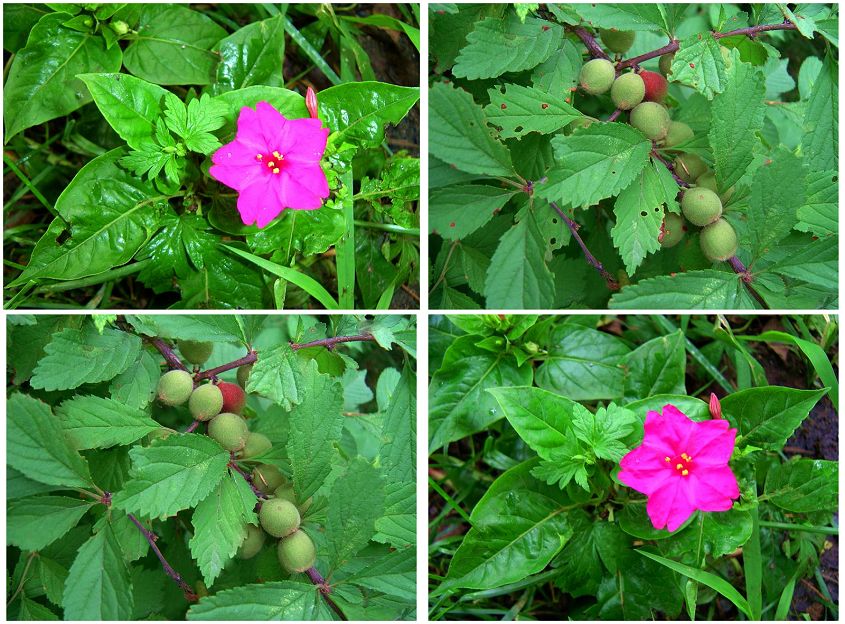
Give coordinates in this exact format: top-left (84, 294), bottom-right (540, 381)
top-left (617, 404), bottom-right (739, 532)
top-left (209, 101), bottom-right (329, 228)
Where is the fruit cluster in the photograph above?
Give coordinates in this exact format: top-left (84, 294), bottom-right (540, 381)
top-left (155, 340), bottom-right (317, 575)
top-left (577, 30), bottom-right (739, 263)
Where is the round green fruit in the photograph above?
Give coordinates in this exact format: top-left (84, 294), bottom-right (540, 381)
top-left (673, 153), bottom-right (707, 183)
top-left (696, 171), bottom-right (735, 203)
top-left (157, 370), bottom-right (193, 406)
top-left (599, 28), bottom-right (635, 53)
top-left (277, 530), bottom-right (317, 573)
top-left (259, 498), bottom-right (300, 538)
top-left (237, 524), bottom-right (265, 560)
top-left (700, 218), bottom-right (738, 261)
top-left (253, 464), bottom-right (286, 494)
top-left (610, 72), bottom-right (645, 110)
top-left (178, 340), bottom-right (214, 365)
top-left (681, 188), bottom-right (722, 226)
top-left (188, 383), bottom-right (223, 421)
top-left (242, 432), bottom-right (272, 459)
top-left (630, 102), bottom-right (670, 140)
top-left (664, 121), bottom-right (694, 149)
top-left (110, 20), bottom-right (130, 35)
top-left (236, 364), bottom-right (253, 390)
top-left (208, 412), bottom-right (249, 451)
top-left (659, 52), bottom-right (674, 76)
top-left (579, 59), bottom-right (615, 95)
top-left (660, 212), bottom-right (686, 248)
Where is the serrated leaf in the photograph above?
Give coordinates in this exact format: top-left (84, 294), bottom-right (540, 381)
top-left (577, 4), bottom-right (668, 31)
top-left (130, 314), bottom-right (247, 342)
top-left (609, 270), bottom-right (758, 309)
top-left (327, 458), bottom-right (385, 569)
top-left (186, 581), bottom-right (334, 620)
top-left (531, 38), bottom-right (582, 93)
top-left (670, 34), bottom-right (728, 99)
top-left (112, 434), bottom-right (230, 518)
top-left (747, 148), bottom-right (807, 257)
top-left (18, 595), bottom-right (59, 620)
top-left (484, 83), bottom-right (581, 139)
top-left (373, 481), bottom-right (415, 548)
top-left (802, 53), bottom-right (837, 172)
top-left (429, 185), bottom-right (517, 240)
top-left (572, 404), bottom-right (637, 462)
top-left (55, 395), bottom-right (160, 449)
top-left (620, 331), bottom-right (687, 403)
top-left (109, 350), bottom-right (161, 410)
top-left (7, 393), bottom-right (93, 489)
top-left (380, 364), bottom-right (415, 484)
top-left (341, 546), bottom-right (415, 600)
top-left (796, 169), bottom-right (837, 236)
top-left (246, 343), bottom-right (306, 411)
top-left (8, 496), bottom-right (95, 551)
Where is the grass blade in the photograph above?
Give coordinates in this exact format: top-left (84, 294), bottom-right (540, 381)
top-left (335, 170), bottom-right (356, 308)
top-left (744, 505), bottom-right (763, 620)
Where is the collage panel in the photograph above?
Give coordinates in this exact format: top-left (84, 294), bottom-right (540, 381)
top-left (429, 314), bottom-right (838, 620)
top-left (4, 3), bottom-right (420, 310)
top-left (7, 313), bottom-right (416, 620)
top-left (429, 3), bottom-right (837, 310)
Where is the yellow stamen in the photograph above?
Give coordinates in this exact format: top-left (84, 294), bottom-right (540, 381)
top-left (272, 150), bottom-right (282, 159)
top-left (681, 469), bottom-right (689, 476)
top-left (664, 456), bottom-right (670, 462)
top-left (267, 161), bottom-right (275, 168)
top-left (676, 464), bottom-right (683, 470)
top-left (272, 167), bottom-right (280, 174)
top-left (255, 154), bottom-right (262, 160)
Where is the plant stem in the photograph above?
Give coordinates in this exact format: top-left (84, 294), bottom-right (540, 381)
top-left (728, 256), bottom-right (770, 309)
top-left (549, 202), bottom-right (619, 291)
top-left (6, 552), bottom-right (37, 606)
top-left (127, 513), bottom-right (198, 602)
top-left (651, 149), bottom-right (690, 188)
top-left (571, 26), bottom-right (610, 60)
top-left (290, 333), bottom-right (375, 351)
top-left (607, 108), bottom-right (622, 122)
top-left (151, 337), bottom-right (188, 371)
top-left (759, 521), bottom-right (839, 535)
top-left (306, 567), bottom-right (347, 620)
top-left (353, 220), bottom-right (420, 236)
top-left (33, 259), bottom-right (153, 294)
top-left (228, 458), bottom-right (268, 500)
top-left (196, 351), bottom-right (257, 381)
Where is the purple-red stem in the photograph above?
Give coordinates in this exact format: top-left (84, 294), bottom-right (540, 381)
top-left (651, 149), bottom-right (690, 188)
top-left (572, 26), bottom-right (610, 60)
top-left (607, 108), bottom-right (622, 122)
top-left (549, 202), bottom-right (619, 291)
top-left (196, 351), bottom-right (257, 381)
top-left (291, 333), bottom-right (375, 351)
top-left (728, 256), bottom-right (769, 309)
top-left (306, 568), bottom-right (347, 620)
top-left (228, 457), bottom-right (268, 500)
top-left (127, 513), bottom-right (197, 602)
top-left (150, 337), bottom-right (187, 371)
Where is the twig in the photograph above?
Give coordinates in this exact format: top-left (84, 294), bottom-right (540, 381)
top-left (127, 513), bottom-right (198, 602)
top-left (651, 149), bottom-right (690, 188)
top-left (549, 202), bottom-right (619, 290)
top-left (184, 420), bottom-right (200, 433)
top-left (607, 108), bottom-right (622, 122)
top-left (306, 567), bottom-right (347, 620)
top-left (196, 351), bottom-right (257, 381)
top-left (150, 337), bottom-right (188, 371)
top-left (228, 458), bottom-right (268, 500)
top-left (728, 256), bottom-right (769, 309)
top-left (290, 333), bottom-right (375, 351)
top-left (571, 26), bottom-right (610, 60)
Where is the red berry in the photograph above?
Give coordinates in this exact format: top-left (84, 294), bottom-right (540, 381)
top-left (639, 70), bottom-right (667, 102)
top-left (218, 381), bottom-right (246, 414)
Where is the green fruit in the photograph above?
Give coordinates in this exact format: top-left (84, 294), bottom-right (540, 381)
top-left (664, 121), bottom-right (694, 149)
top-left (599, 28), bottom-right (635, 54)
top-left (237, 524), bottom-right (265, 560)
top-left (178, 340), bottom-right (213, 365)
top-left (659, 52), bottom-right (674, 76)
top-left (673, 153), bottom-right (707, 183)
top-left (696, 171), bottom-right (735, 203)
top-left (681, 187), bottom-right (723, 226)
top-left (242, 432), bottom-right (272, 459)
top-left (660, 212), bottom-right (686, 248)
top-left (236, 364), bottom-right (253, 390)
top-left (259, 498), bottom-right (300, 538)
top-left (208, 412), bottom-right (249, 451)
top-left (700, 218), bottom-right (738, 261)
top-left (629, 102), bottom-right (670, 140)
top-left (253, 464), bottom-right (286, 494)
top-left (157, 370), bottom-right (193, 406)
top-left (277, 530), bottom-right (317, 573)
top-left (188, 383), bottom-right (223, 421)
top-left (610, 72), bottom-right (645, 110)
top-left (110, 20), bottom-right (129, 35)
top-left (274, 483), bottom-right (297, 504)
top-left (579, 58), bottom-right (615, 95)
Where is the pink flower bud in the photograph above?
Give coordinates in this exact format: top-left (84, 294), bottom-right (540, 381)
top-left (709, 392), bottom-right (723, 420)
top-left (306, 87), bottom-right (319, 119)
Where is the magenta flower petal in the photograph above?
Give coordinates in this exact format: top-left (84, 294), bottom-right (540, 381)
top-left (647, 478), bottom-right (696, 532)
top-left (236, 178), bottom-right (282, 228)
top-left (689, 467), bottom-right (739, 510)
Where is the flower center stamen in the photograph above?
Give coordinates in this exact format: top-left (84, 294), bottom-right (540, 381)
top-left (256, 150), bottom-right (284, 174)
top-left (665, 453), bottom-right (693, 476)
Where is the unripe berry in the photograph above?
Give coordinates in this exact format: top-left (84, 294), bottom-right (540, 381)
top-left (659, 52), bottom-right (674, 76)
top-left (660, 212), bottom-right (686, 248)
top-left (241, 432), bottom-right (272, 459)
top-left (217, 381), bottom-right (246, 414)
top-left (236, 364), bottom-right (253, 389)
top-left (579, 59), bottom-right (615, 95)
top-left (673, 153), bottom-right (707, 183)
top-left (252, 464), bottom-right (286, 494)
top-left (681, 187), bottom-right (722, 226)
top-left (610, 73), bottom-right (645, 110)
top-left (157, 370), bottom-right (193, 406)
top-left (259, 498), bottom-right (300, 538)
top-left (236, 524), bottom-right (265, 560)
top-left (696, 171), bottom-right (735, 203)
top-left (110, 20), bottom-right (129, 35)
top-left (599, 28), bottom-right (635, 54)
top-left (629, 102), bottom-right (670, 140)
top-left (639, 70), bottom-right (668, 102)
top-left (208, 412), bottom-right (249, 451)
top-left (178, 340), bottom-right (213, 365)
top-left (700, 218), bottom-right (738, 261)
top-left (664, 121), bottom-right (694, 149)
top-left (277, 530), bottom-right (317, 573)
top-left (188, 383), bottom-right (223, 421)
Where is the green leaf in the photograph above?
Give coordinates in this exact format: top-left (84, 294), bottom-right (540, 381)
top-left (576, 4), bottom-right (668, 30)
top-left (429, 185), bottom-right (516, 241)
top-left (9, 149), bottom-right (170, 286)
top-left (489, 386), bottom-right (580, 458)
top-left (246, 343), bottom-right (306, 411)
top-left (429, 81), bottom-right (515, 177)
top-left (552, 512), bottom-right (603, 597)
top-left (3, 13), bottom-right (122, 140)
top-left (8, 496), bottom-right (95, 551)
top-left (55, 395), bottom-right (160, 449)
top-left (186, 581), bottom-right (335, 620)
top-left (429, 336), bottom-right (533, 452)
top-left (30, 325), bottom-right (142, 391)
top-left (129, 313), bottom-right (246, 343)
top-left (531, 38), bottom-right (582, 93)
top-left (213, 16), bottom-right (286, 93)
top-left (112, 434), bottom-right (230, 518)
top-left (620, 331), bottom-right (687, 403)
top-left (531, 438), bottom-right (590, 491)
top-left (163, 92), bottom-right (226, 155)
top-left (535, 324), bottom-right (631, 401)
top-left (537, 123), bottom-right (652, 209)
top-left (326, 458), bottom-right (385, 569)
top-left (609, 270), bottom-right (758, 309)
top-left (484, 209), bottom-right (555, 308)
top-left (374, 481), bottom-right (415, 548)
top-left (318, 81), bottom-right (419, 148)
top-left (452, 14), bottom-right (563, 80)
top-left (18, 596), bottom-right (59, 620)
top-left (340, 546), bottom-right (415, 600)
top-left (109, 350), bottom-right (160, 410)
top-left (63, 524), bottom-right (133, 620)
top-left (190, 473), bottom-right (258, 587)
top-left (286, 362), bottom-right (345, 500)
top-left (659, 509), bottom-right (753, 561)
top-left (484, 83), bottom-right (581, 139)
top-left (572, 404), bottom-right (637, 462)
top-left (764, 458), bottom-right (838, 512)
top-left (796, 170), bottom-right (837, 237)
top-left (721, 386), bottom-right (828, 449)
top-left (245, 205), bottom-right (345, 258)
top-left (670, 34), bottom-right (728, 100)
top-left (7, 394), bottom-right (93, 488)
top-left (379, 364), bottom-right (416, 484)
top-left (122, 5), bottom-right (226, 85)
top-left (802, 53), bottom-right (836, 172)
top-left (78, 73), bottom-right (170, 150)
top-left (7, 466), bottom-right (60, 501)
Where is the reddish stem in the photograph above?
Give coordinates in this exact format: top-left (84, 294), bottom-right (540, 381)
top-left (549, 202), bottom-right (619, 291)
top-left (127, 513), bottom-right (197, 602)
top-left (607, 108), bottom-right (622, 122)
top-left (728, 256), bottom-right (769, 309)
top-left (651, 149), bottom-right (690, 188)
top-left (150, 337), bottom-right (187, 371)
top-left (571, 26), bottom-right (610, 60)
top-left (306, 568), bottom-right (347, 620)
top-left (196, 351), bottom-right (257, 381)
top-left (228, 458), bottom-right (268, 500)
top-left (290, 333), bottom-right (375, 351)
